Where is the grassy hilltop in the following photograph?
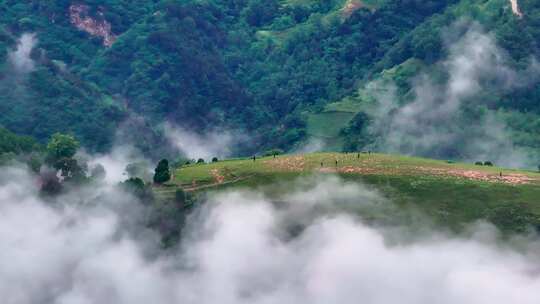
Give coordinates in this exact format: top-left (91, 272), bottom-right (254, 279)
top-left (155, 152), bottom-right (540, 233)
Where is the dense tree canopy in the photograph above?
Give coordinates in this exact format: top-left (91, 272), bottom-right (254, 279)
top-left (0, 0), bottom-right (540, 160)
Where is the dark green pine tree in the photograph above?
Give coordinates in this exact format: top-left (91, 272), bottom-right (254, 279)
top-left (153, 159), bottom-right (171, 184)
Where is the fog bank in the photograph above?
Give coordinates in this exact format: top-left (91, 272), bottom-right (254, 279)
top-left (8, 33), bottom-right (37, 74)
top-left (1, 166), bottom-right (539, 304)
top-left (163, 122), bottom-right (245, 161)
top-left (367, 22), bottom-right (539, 168)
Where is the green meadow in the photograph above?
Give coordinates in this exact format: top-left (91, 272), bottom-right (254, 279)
top-left (154, 153), bottom-right (540, 233)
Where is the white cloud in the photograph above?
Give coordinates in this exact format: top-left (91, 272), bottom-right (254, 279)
top-left (0, 168), bottom-right (539, 304)
top-left (292, 137), bottom-right (326, 154)
top-left (366, 22), bottom-right (539, 168)
top-left (85, 145), bottom-right (150, 184)
top-left (8, 33), bottom-right (37, 74)
top-left (163, 122), bottom-right (242, 161)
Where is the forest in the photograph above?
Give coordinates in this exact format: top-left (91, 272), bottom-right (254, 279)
top-left (1, 0), bottom-right (540, 165)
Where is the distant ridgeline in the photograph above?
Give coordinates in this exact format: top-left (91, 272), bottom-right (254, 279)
top-left (0, 0), bottom-right (540, 163)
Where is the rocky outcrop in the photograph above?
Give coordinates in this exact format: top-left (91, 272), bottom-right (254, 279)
top-left (342, 0), bottom-right (364, 18)
top-left (509, 0), bottom-right (523, 18)
top-left (69, 4), bottom-right (116, 47)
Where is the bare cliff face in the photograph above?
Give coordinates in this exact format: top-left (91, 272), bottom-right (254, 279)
top-left (69, 4), bottom-right (117, 47)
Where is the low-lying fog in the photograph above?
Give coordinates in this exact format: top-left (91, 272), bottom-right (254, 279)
top-left (1, 165), bottom-right (539, 304)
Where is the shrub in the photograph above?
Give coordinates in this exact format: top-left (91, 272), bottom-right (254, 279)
top-left (121, 177), bottom-right (145, 193)
top-left (264, 149), bottom-right (284, 157)
top-left (120, 177), bottom-right (153, 203)
top-left (27, 153), bottom-right (43, 173)
top-left (212, 157), bottom-right (219, 163)
top-left (484, 161), bottom-right (494, 167)
top-left (197, 158), bottom-right (205, 164)
top-left (475, 162), bottom-right (483, 166)
top-left (171, 157), bottom-right (192, 169)
top-left (125, 162), bottom-right (151, 180)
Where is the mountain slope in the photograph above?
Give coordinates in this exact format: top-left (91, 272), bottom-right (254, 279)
top-left (85, 2), bottom-right (253, 130)
top-left (1, 0), bottom-right (540, 164)
top-left (0, 34), bottom-right (124, 151)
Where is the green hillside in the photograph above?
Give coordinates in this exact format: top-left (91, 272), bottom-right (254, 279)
top-left (1, 0), bottom-right (539, 162)
top-left (153, 152), bottom-right (540, 233)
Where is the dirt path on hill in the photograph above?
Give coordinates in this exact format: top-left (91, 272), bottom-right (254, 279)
top-left (331, 165), bottom-right (536, 185)
top-left (415, 167), bottom-right (534, 185)
top-left (264, 156), bottom-right (306, 171)
top-left (183, 175), bottom-right (253, 192)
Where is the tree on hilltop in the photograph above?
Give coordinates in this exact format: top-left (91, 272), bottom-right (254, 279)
top-left (153, 159), bottom-right (171, 184)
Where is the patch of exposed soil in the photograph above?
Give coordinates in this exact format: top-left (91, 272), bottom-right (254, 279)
top-left (509, 0), bottom-right (523, 18)
top-left (69, 4), bottom-right (117, 47)
top-left (266, 155), bottom-right (536, 185)
top-left (211, 169), bottom-right (226, 184)
top-left (264, 156), bottom-right (306, 171)
top-left (342, 0), bottom-right (365, 17)
top-left (415, 167), bottom-right (535, 185)
top-left (183, 175), bottom-right (253, 192)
